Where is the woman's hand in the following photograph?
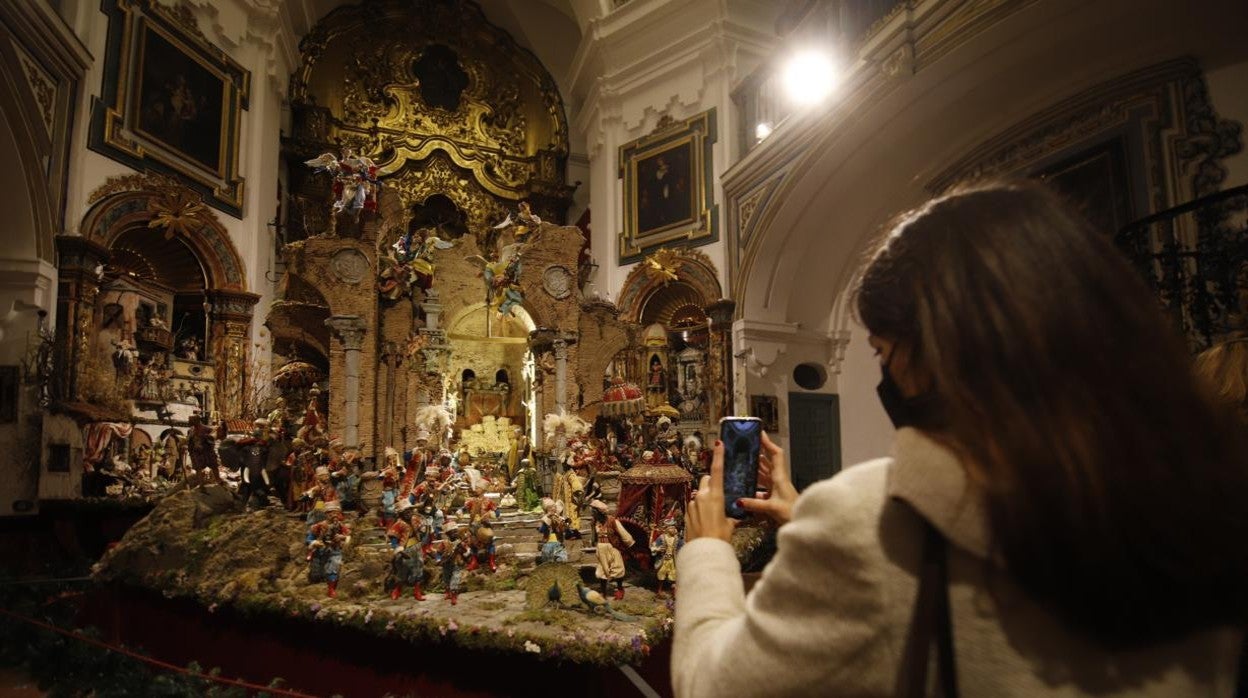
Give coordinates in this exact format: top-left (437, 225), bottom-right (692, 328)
top-left (685, 440), bottom-right (736, 543)
top-left (738, 432), bottom-right (798, 526)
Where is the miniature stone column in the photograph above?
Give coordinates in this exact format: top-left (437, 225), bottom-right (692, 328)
top-left (326, 315), bottom-right (367, 449)
top-left (705, 299), bottom-right (736, 422)
top-left (421, 288), bottom-right (443, 331)
top-left (380, 341), bottom-right (401, 450)
top-left (206, 290), bottom-right (259, 420)
top-left (553, 337), bottom-right (569, 413)
top-left (53, 235), bottom-right (110, 402)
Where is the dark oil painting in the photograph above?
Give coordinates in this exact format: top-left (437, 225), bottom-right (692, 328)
top-left (636, 141), bottom-right (694, 236)
top-left (135, 26), bottom-right (225, 173)
top-left (1036, 138), bottom-right (1134, 237)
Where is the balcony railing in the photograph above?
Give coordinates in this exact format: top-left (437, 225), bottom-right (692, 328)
top-left (1115, 184), bottom-right (1248, 350)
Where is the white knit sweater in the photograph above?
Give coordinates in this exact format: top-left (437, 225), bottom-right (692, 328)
top-left (672, 428), bottom-right (1241, 697)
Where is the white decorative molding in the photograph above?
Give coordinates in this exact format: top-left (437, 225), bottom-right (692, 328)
top-left (11, 41), bottom-right (56, 139)
top-left (570, 0), bottom-right (775, 147)
top-left (732, 319), bottom-right (846, 379)
top-left (182, 0), bottom-right (296, 95)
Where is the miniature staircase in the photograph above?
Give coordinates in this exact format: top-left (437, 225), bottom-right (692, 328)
top-left (490, 508), bottom-right (589, 571)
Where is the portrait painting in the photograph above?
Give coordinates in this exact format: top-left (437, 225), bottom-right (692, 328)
top-left (750, 394), bottom-right (779, 433)
top-left (1034, 138), bottom-right (1134, 237)
top-left (636, 141), bottom-right (694, 236)
top-left (90, 0), bottom-right (249, 217)
top-left (134, 26), bottom-right (226, 174)
top-left (618, 109), bottom-right (718, 264)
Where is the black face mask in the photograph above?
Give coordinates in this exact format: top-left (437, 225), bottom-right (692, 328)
top-left (876, 353), bottom-right (942, 429)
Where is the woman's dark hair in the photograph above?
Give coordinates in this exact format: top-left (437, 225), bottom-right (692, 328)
top-left (854, 181), bottom-right (1248, 647)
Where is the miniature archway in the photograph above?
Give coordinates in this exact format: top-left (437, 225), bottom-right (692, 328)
top-left (616, 248), bottom-right (722, 324)
top-left (80, 182), bottom-right (247, 291)
top-left (74, 177), bottom-right (258, 418)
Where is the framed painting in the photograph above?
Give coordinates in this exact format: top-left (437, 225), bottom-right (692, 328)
top-left (750, 394), bottom-right (779, 433)
top-left (618, 109), bottom-right (717, 264)
top-left (90, 0), bottom-right (249, 217)
top-left (1033, 138), bottom-right (1135, 237)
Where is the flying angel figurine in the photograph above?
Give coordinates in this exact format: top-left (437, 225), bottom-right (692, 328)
top-left (378, 227), bottom-right (455, 300)
top-left (465, 245), bottom-right (526, 318)
top-left (304, 149), bottom-right (380, 216)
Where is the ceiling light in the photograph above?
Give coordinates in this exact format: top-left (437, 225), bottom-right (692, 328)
top-left (782, 49), bottom-right (838, 106)
top-left (755, 122), bottom-right (773, 141)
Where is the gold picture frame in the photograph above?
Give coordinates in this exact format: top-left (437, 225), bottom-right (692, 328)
top-left (89, 0), bottom-right (249, 217)
top-left (618, 109), bottom-right (717, 264)
top-left (750, 394), bottom-right (779, 432)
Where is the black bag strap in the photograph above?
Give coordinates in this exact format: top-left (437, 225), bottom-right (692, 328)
top-left (898, 520), bottom-right (960, 698)
top-left (1236, 631), bottom-right (1248, 698)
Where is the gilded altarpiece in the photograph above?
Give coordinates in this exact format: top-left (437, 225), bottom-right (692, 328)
top-left (282, 0), bottom-right (574, 240)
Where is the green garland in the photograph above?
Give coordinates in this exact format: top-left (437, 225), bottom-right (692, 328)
top-left (0, 580), bottom-right (296, 697)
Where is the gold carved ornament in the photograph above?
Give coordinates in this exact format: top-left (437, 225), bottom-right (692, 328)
top-left (146, 187), bottom-right (211, 240)
top-left (287, 0), bottom-right (570, 217)
top-left (643, 248), bottom-right (684, 284)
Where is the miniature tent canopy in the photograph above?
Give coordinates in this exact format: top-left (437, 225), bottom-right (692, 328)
top-left (647, 404), bottom-right (680, 420)
top-left (616, 462), bottom-right (692, 542)
top-left (273, 361), bottom-right (324, 391)
top-left (600, 379), bottom-right (645, 417)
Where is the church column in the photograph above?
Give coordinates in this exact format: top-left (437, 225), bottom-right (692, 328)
top-left (706, 299), bottom-right (736, 422)
top-left (53, 236), bottom-right (110, 403)
top-left (206, 290), bottom-right (260, 420)
top-left (326, 315), bottom-right (367, 449)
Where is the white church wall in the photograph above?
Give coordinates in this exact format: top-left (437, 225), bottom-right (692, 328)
top-left (57, 0), bottom-right (296, 367)
top-left (572, 0), bottom-right (776, 303)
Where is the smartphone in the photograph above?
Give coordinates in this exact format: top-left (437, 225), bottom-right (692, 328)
top-left (719, 417), bottom-right (762, 519)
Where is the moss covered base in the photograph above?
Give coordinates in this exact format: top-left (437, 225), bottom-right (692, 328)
top-left (93, 487), bottom-right (674, 666)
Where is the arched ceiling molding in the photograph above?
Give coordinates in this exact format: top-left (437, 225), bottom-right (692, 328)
top-left (638, 282), bottom-right (708, 328)
top-left (111, 225), bottom-right (208, 292)
top-left (616, 247), bottom-right (722, 324)
top-left (267, 270), bottom-right (332, 357)
top-left (0, 1), bottom-right (90, 263)
top-left (729, 0), bottom-right (1248, 331)
top-left (81, 176), bottom-right (247, 291)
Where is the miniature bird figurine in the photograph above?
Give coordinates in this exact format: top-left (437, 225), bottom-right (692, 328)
top-left (575, 582), bottom-right (635, 621)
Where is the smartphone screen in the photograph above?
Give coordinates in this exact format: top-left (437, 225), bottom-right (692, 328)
top-left (719, 417), bottom-right (762, 519)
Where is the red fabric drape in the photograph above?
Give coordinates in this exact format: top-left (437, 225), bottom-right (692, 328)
top-left (615, 482), bottom-right (648, 520)
top-left (83, 423), bottom-right (133, 472)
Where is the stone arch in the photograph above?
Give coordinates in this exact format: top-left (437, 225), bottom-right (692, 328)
top-left (616, 248), bottom-right (722, 324)
top-left (80, 183), bottom-right (247, 292)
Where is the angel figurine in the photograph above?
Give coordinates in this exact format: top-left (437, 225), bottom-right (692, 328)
top-left (380, 227), bottom-right (455, 299)
top-left (304, 148), bottom-right (380, 217)
top-left (465, 242), bottom-right (525, 317)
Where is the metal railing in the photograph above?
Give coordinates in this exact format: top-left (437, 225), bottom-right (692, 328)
top-left (1115, 184), bottom-right (1248, 350)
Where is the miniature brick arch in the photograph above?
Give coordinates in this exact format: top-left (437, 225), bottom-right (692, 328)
top-left (80, 188), bottom-right (247, 292)
top-left (616, 249), bottom-right (723, 324)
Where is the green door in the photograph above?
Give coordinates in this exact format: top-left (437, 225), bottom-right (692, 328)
top-left (786, 393), bottom-right (841, 491)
